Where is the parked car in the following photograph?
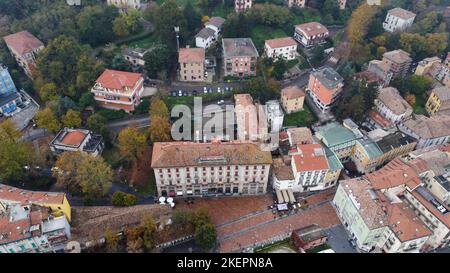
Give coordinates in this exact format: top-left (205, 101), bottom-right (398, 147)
top-left (183, 91), bottom-right (188, 96)
top-left (203, 87), bottom-right (208, 93)
top-left (192, 90), bottom-right (198, 96)
top-left (217, 100), bottom-right (225, 105)
top-left (178, 90), bottom-right (183, 96)
top-left (217, 87), bottom-right (221, 93)
top-left (171, 91), bottom-right (177, 97)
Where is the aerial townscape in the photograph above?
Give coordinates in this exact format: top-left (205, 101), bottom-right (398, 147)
top-left (2, 0), bottom-right (450, 256)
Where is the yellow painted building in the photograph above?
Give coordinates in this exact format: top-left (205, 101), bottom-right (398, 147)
top-left (281, 85), bottom-right (306, 114)
top-left (0, 184), bottom-right (71, 222)
top-left (415, 57), bottom-right (441, 76)
top-left (426, 87), bottom-right (450, 116)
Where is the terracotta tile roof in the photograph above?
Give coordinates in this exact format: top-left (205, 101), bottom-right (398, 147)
top-left (0, 204), bottom-right (49, 245)
top-left (0, 184), bottom-right (65, 205)
top-left (340, 179), bottom-right (389, 229)
top-left (293, 144), bottom-right (329, 172)
top-left (388, 7), bottom-right (416, 20)
top-left (387, 202), bottom-right (432, 242)
top-left (377, 87), bottom-right (412, 115)
top-left (3, 31), bottom-right (44, 55)
top-left (281, 85), bottom-right (305, 100)
top-left (60, 131), bottom-right (87, 146)
top-left (151, 141), bottom-right (273, 168)
top-left (432, 86), bottom-right (450, 102)
top-left (295, 22), bottom-right (329, 38)
top-left (273, 163), bottom-right (295, 181)
top-left (179, 47), bottom-right (205, 63)
top-left (96, 69), bottom-right (142, 90)
top-left (365, 158), bottom-right (421, 190)
top-left (265, 37), bottom-right (297, 49)
top-left (369, 109), bottom-right (393, 128)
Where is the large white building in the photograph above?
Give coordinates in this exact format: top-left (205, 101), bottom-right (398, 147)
top-left (235, 0), bottom-right (252, 12)
top-left (273, 143), bottom-right (343, 193)
top-left (151, 141), bottom-right (273, 197)
top-left (107, 0), bottom-right (149, 10)
top-left (49, 128), bottom-right (104, 156)
top-left (264, 37), bottom-right (298, 61)
top-left (383, 7), bottom-right (416, 33)
top-left (398, 115), bottom-right (450, 149)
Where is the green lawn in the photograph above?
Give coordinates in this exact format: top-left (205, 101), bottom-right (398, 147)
top-left (255, 239), bottom-right (297, 253)
top-left (211, 3), bottom-right (234, 18)
top-left (283, 104), bottom-right (317, 127)
top-left (251, 26), bottom-right (288, 51)
top-left (126, 34), bottom-right (158, 49)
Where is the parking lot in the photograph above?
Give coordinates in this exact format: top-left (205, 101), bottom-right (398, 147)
top-left (169, 82), bottom-right (244, 97)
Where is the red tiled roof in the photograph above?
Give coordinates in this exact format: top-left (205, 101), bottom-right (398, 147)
top-left (3, 31), bottom-right (44, 55)
top-left (295, 22), bottom-right (329, 37)
top-left (281, 85), bottom-right (305, 100)
top-left (365, 158), bottom-right (421, 190)
top-left (60, 131), bottom-right (87, 146)
top-left (293, 144), bottom-right (329, 172)
top-left (265, 37), bottom-right (297, 49)
top-left (96, 69), bottom-right (142, 90)
top-left (0, 184), bottom-right (65, 205)
top-left (179, 48), bottom-right (205, 63)
top-left (368, 109), bottom-right (393, 128)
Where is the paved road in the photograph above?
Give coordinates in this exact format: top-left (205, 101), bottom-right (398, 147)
top-left (107, 114), bottom-right (151, 133)
top-left (324, 224), bottom-right (357, 253)
top-left (169, 82), bottom-right (244, 96)
top-left (22, 128), bottom-right (51, 142)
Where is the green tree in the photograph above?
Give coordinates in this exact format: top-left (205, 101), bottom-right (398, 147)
top-left (78, 92), bottom-right (96, 110)
top-left (0, 120), bottom-right (29, 182)
top-left (39, 82), bottom-right (59, 102)
top-left (143, 44), bottom-right (174, 79)
top-left (141, 215), bottom-right (157, 250)
top-left (195, 223), bottom-right (217, 251)
top-left (53, 151), bottom-right (83, 194)
top-left (149, 116), bottom-right (172, 143)
top-left (104, 227), bottom-right (119, 253)
top-left (76, 154), bottom-right (113, 199)
top-left (62, 109), bottom-right (82, 128)
top-left (118, 127), bottom-right (147, 165)
top-left (77, 5), bottom-right (118, 46)
top-left (149, 97), bottom-right (170, 120)
top-left (35, 108), bottom-right (61, 132)
top-left (112, 191), bottom-right (138, 206)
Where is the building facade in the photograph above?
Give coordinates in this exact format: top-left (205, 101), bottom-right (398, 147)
top-left (382, 50), bottom-right (413, 78)
top-left (265, 100), bottom-right (284, 133)
top-left (374, 87), bottom-right (413, 124)
top-left (91, 69), bottom-right (144, 112)
top-left (3, 31), bottom-right (45, 78)
top-left (264, 37), bottom-right (298, 61)
top-left (151, 141), bottom-right (272, 197)
top-left (294, 22), bottom-right (329, 48)
top-left (222, 38), bottom-right (259, 78)
top-left (122, 47), bottom-right (150, 69)
top-left (425, 87), bottom-right (450, 116)
top-left (398, 115), bottom-right (450, 149)
top-left (0, 64), bottom-right (21, 116)
top-left (383, 8), bottom-right (416, 33)
top-left (281, 85), bottom-right (305, 114)
top-left (235, 0), bottom-right (252, 12)
top-left (307, 67), bottom-right (344, 113)
top-left (179, 48), bottom-right (205, 82)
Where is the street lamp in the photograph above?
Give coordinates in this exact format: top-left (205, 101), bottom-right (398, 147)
top-left (174, 26), bottom-right (180, 52)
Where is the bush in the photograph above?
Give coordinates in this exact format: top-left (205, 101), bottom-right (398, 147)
top-left (112, 191), bottom-right (138, 206)
top-left (97, 108), bottom-right (129, 121)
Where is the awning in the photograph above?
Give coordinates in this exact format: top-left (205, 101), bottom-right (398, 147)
top-left (281, 190), bottom-right (289, 204)
top-left (186, 190), bottom-right (193, 195)
top-left (176, 191), bottom-right (183, 196)
top-left (275, 189), bottom-right (284, 204)
top-left (287, 189), bottom-right (296, 204)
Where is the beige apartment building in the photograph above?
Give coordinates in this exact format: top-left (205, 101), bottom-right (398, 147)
top-left (281, 85), bottom-right (305, 114)
top-left (151, 141), bottom-right (272, 197)
top-left (382, 49), bottom-right (413, 78)
top-left (3, 31), bottom-right (45, 78)
top-left (223, 38), bottom-right (259, 78)
top-left (179, 48), bottom-right (205, 82)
